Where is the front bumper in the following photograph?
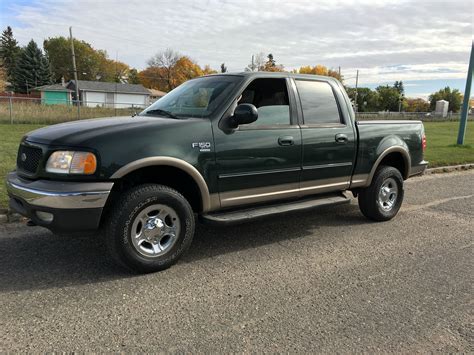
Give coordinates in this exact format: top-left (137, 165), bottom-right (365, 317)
top-left (6, 171), bottom-right (114, 232)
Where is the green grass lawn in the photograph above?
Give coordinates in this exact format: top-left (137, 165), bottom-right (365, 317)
top-left (0, 101), bottom-right (137, 124)
top-left (0, 124), bottom-right (44, 209)
top-left (0, 121), bottom-right (473, 208)
top-left (423, 122), bottom-right (474, 167)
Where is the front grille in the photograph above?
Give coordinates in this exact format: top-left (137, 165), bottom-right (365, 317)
top-left (17, 144), bottom-right (43, 174)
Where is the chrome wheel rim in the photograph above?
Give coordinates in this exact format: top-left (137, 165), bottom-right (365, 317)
top-left (131, 204), bottom-right (180, 257)
top-left (378, 178), bottom-right (398, 211)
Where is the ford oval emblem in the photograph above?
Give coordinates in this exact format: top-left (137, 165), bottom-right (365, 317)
top-left (21, 153), bottom-right (27, 162)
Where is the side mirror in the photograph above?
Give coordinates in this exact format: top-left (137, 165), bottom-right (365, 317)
top-left (232, 104), bottom-right (258, 126)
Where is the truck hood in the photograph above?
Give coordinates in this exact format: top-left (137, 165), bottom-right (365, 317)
top-left (24, 116), bottom-right (192, 147)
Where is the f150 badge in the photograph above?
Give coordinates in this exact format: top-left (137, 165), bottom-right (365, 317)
top-left (192, 142), bottom-right (211, 152)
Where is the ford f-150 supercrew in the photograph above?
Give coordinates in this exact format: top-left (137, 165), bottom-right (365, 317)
top-left (6, 72), bottom-right (427, 273)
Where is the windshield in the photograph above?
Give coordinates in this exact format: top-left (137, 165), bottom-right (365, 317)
top-left (140, 75), bottom-right (241, 119)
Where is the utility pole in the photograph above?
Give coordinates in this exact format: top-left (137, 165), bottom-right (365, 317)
top-left (69, 26), bottom-right (80, 116)
top-left (398, 94), bottom-right (404, 113)
top-left (457, 41), bottom-right (473, 145)
top-left (354, 69), bottom-right (359, 112)
top-left (251, 55), bottom-right (255, 72)
top-left (338, 66), bottom-right (341, 78)
top-left (115, 51), bottom-right (118, 115)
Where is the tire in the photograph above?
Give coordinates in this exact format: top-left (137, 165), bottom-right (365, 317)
top-left (358, 165), bottom-right (404, 221)
top-left (105, 184), bottom-right (195, 273)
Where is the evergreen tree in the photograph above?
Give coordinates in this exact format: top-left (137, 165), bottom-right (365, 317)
top-left (12, 40), bottom-right (51, 93)
top-left (266, 53), bottom-right (276, 67)
top-left (393, 80), bottom-right (404, 95)
top-left (262, 53), bottom-right (284, 72)
top-left (220, 63), bottom-right (227, 73)
top-left (0, 26), bottom-right (21, 81)
top-left (127, 68), bottom-right (140, 84)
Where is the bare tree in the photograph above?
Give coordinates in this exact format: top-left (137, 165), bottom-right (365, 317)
top-left (147, 48), bottom-right (180, 91)
top-left (245, 52), bottom-right (266, 72)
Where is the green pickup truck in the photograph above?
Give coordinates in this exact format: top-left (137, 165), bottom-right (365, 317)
top-left (6, 72), bottom-right (427, 273)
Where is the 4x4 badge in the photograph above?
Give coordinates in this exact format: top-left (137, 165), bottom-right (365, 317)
top-left (192, 142), bottom-right (211, 152)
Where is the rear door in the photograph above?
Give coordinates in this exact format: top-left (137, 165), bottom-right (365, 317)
top-left (292, 78), bottom-right (356, 194)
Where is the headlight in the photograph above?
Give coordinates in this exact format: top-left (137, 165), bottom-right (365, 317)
top-left (46, 151), bottom-right (97, 175)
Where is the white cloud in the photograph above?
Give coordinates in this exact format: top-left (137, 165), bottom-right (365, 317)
top-left (3, 0), bottom-right (472, 85)
top-left (343, 61), bottom-right (470, 86)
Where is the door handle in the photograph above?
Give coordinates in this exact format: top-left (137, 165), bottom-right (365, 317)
top-left (335, 133), bottom-right (348, 144)
top-left (278, 136), bottom-right (294, 146)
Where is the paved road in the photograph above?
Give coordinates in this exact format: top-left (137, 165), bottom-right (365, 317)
top-left (0, 171), bottom-right (473, 352)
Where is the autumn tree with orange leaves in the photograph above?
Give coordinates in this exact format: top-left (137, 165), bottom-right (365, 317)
top-left (140, 49), bottom-right (217, 92)
top-left (297, 65), bottom-right (343, 81)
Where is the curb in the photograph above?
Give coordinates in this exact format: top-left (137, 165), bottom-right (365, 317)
top-left (1, 163), bottom-right (473, 225)
top-left (424, 163), bottom-right (474, 175)
top-left (0, 208), bottom-right (24, 225)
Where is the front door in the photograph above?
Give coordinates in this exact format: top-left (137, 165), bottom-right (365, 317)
top-left (293, 79), bottom-right (356, 194)
top-left (214, 77), bottom-right (302, 208)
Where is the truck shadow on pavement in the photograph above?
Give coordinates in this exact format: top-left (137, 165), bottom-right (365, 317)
top-left (0, 203), bottom-right (367, 292)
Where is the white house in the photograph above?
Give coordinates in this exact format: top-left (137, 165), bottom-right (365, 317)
top-left (67, 80), bottom-right (150, 109)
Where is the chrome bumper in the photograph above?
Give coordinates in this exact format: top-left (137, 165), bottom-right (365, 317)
top-left (6, 172), bottom-right (114, 209)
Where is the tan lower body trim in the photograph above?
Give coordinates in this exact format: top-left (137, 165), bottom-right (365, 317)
top-left (300, 177), bottom-right (350, 192)
top-left (349, 174), bottom-right (370, 188)
top-left (219, 177), bottom-right (350, 208)
top-left (220, 182), bottom-right (300, 208)
top-left (209, 193), bottom-right (221, 211)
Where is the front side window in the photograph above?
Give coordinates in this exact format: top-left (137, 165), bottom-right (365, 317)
top-left (140, 75), bottom-right (240, 118)
top-left (237, 78), bottom-right (290, 126)
top-left (295, 80), bottom-right (341, 124)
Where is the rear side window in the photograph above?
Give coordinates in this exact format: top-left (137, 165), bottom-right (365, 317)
top-left (295, 80), bottom-right (341, 124)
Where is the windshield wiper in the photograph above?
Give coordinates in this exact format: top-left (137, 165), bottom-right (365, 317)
top-left (142, 109), bottom-right (179, 119)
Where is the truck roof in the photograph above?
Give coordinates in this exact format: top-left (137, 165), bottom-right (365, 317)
top-left (202, 71), bottom-right (340, 83)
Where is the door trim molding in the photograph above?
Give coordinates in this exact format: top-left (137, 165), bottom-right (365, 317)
top-left (303, 162), bottom-right (352, 170)
top-left (218, 167), bottom-right (300, 179)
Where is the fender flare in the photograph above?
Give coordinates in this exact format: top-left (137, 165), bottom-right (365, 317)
top-left (110, 157), bottom-right (213, 212)
top-left (367, 146), bottom-right (411, 185)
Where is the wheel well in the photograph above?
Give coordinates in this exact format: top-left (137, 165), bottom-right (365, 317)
top-left (378, 152), bottom-right (408, 179)
top-left (110, 165), bottom-right (203, 212)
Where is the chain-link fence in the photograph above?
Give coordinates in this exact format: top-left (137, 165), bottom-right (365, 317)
top-left (1, 96), bottom-right (472, 124)
top-left (0, 96), bottom-right (147, 124)
top-left (355, 111), bottom-right (472, 121)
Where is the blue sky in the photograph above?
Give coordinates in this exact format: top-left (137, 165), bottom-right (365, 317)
top-left (1, 0), bottom-right (472, 99)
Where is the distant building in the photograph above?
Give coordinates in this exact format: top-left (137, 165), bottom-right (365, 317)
top-left (35, 84), bottom-right (72, 105)
top-left (67, 80), bottom-right (150, 108)
top-left (148, 89), bottom-right (167, 103)
top-left (435, 100), bottom-right (449, 117)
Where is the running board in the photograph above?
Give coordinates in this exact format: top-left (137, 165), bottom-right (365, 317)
top-left (200, 193), bottom-right (351, 225)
